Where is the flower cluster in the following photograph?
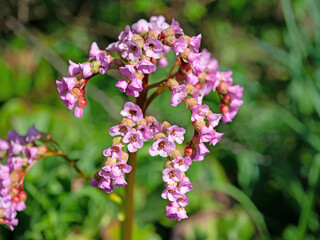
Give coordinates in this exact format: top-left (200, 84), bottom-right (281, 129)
top-left (0, 126), bottom-right (47, 230)
top-left (56, 15), bottom-right (244, 222)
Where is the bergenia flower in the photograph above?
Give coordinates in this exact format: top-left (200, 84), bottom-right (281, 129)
top-left (120, 102), bottom-right (143, 123)
top-left (143, 39), bottom-right (163, 59)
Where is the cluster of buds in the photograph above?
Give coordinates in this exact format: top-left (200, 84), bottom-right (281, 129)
top-left (57, 16), bottom-right (244, 221)
top-left (0, 126), bottom-right (48, 230)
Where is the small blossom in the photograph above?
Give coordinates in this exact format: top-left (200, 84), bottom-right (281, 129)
top-left (109, 124), bottom-right (132, 137)
top-left (122, 131), bottom-right (144, 153)
top-left (120, 102), bottom-right (143, 123)
top-left (149, 137), bottom-right (175, 158)
top-left (173, 156), bottom-right (192, 172)
top-left (167, 125), bottom-right (186, 144)
top-left (189, 34), bottom-right (202, 52)
top-left (191, 104), bottom-right (209, 121)
top-left (136, 58), bottom-right (156, 74)
top-left (170, 85), bottom-right (187, 107)
top-left (172, 37), bottom-right (188, 56)
top-left (162, 168), bottom-right (183, 184)
top-left (121, 40), bottom-right (142, 62)
top-left (143, 39), bottom-right (163, 59)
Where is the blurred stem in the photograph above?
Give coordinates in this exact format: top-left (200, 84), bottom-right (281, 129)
top-left (121, 152), bottom-right (136, 240)
top-left (296, 154), bottom-right (320, 240)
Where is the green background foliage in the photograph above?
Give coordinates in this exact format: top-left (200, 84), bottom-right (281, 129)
top-left (1, 0), bottom-right (320, 239)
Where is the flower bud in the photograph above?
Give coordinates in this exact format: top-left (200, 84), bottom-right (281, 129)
top-left (121, 118), bottom-right (134, 127)
top-left (19, 191), bottom-right (27, 202)
top-left (169, 149), bottom-right (182, 160)
top-left (184, 97), bottom-right (198, 111)
top-left (112, 137), bottom-right (123, 145)
top-left (91, 60), bottom-right (101, 74)
top-left (120, 151), bottom-right (129, 161)
top-left (71, 88), bottom-right (83, 98)
top-left (11, 195), bottom-right (20, 204)
top-left (137, 118), bottom-right (147, 126)
top-left (223, 95), bottom-right (232, 104)
top-left (184, 147), bottom-right (193, 157)
top-left (166, 78), bottom-right (179, 90)
top-left (105, 157), bottom-right (117, 166)
top-left (145, 115), bottom-right (157, 123)
top-left (192, 120), bottom-right (206, 131)
top-left (198, 72), bottom-right (207, 84)
top-left (217, 82), bottom-right (229, 94)
top-left (220, 104), bottom-right (229, 114)
top-left (186, 84), bottom-right (195, 95)
top-left (10, 187), bottom-right (19, 196)
top-left (153, 133), bottom-right (166, 141)
top-left (163, 160), bottom-right (174, 169)
top-left (132, 34), bottom-right (145, 48)
top-left (37, 145), bottom-right (48, 156)
top-left (161, 121), bottom-right (171, 132)
top-left (180, 48), bottom-right (190, 60)
top-left (78, 97), bottom-right (87, 109)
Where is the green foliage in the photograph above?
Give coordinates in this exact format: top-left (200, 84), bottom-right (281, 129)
top-left (1, 0), bottom-right (320, 239)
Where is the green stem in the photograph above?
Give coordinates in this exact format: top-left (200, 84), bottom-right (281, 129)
top-left (121, 152), bottom-right (137, 240)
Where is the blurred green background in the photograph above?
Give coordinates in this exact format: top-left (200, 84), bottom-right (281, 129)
top-left (1, 0), bottom-right (320, 239)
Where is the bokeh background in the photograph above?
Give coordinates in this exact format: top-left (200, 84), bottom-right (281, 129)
top-left (1, 0), bottom-right (320, 239)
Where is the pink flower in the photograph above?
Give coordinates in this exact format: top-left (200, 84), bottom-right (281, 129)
top-left (121, 40), bottom-right (142, 62)
top-left (88, 42), bottom-right (101, 61)
top-left (68, 60), bottom-right (82, 76)
top-left (122, 131), bottom-right (144, 153)
top-left (172, 37), bottom-right (188, 56)
top-left (103, 144), bottom-right (122, 159)
top-left (167, 125), bottom-right (186, 144)
top-left (189, 34), bottom-right (202, 52)
top-left (191, 104), bottom-right (209, 121)
top-left (149, 137), bottom-right (175, 157)
top-left (120, 64), bottom-right (136, 79)
top-left (170, 18), bottom-right (184, 34)
top-left (161, 185), bottom-right (180, 201)
top-left (109, 124), bottom-right (132, 137)
top-left (179, 177), bottom-right (193, 194)
top-left (170, 84), bottom-right (187, 107)
top-left (120, 102), bottom-right (143, 123)
top-left (136, 58), bottom-right (156, 74)
top-left (137, 125), bottom-right (153, 142)
top-left (199, 128), bottom-right (224, 146)
top-left (112, 160), bottom-right (132, 177)
top-left (173, 156), bottom-right (192, 172)
top-left (148, 120), bottom-right (163, 135)
top-left (162, 168), bottom-right (183, 184)
top-left (143, 39), bottom-right (163, 59)
top-left (132, 19), bottom-right (149, 33)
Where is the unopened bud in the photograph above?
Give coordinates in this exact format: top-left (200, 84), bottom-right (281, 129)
top-left (105, 157), bottom-right (117, 166)
top-left (186, 84), bottom-right (195, 95)
top-left (91, 60), bottom-right (101, 74)
top-left (11, 195), bottom-right (20, 204)
top-left (220, 104), bottom-right (229, 114)
top-left (72, 88), bottom-right (83, 98)
top-left (223, 95), bottom-right (232, 104)
top-left (132, 34), bottom-right (145, 48)
top-left (145, 115), bottom-right (157, 123)
top-left (184, 147), bottom-right (193, 157)
top-left (217, 82), bottom-right (229, 94)
top-left (153, 133), bottom-right (166, 141)
top-left (120, 151), bottom-right (129, 161)
top-left (163, 160), bottom-right (174, 169)
top-left (121, 118), bottom-right (134, 127)
top-left (78, 97), bottom-right (87, 109)
top-left (169, 149), bottom-right (182, 160)
top-left (198, 72), bottom-right (207, 84)
top-left (37, 145), bottom-right (48, 155)
top-left (166, 78), bottom-right (179, 90)
top-left (10, 187), bottom-right (19, 196)
top-left (180, 48), bottom-right (190, 60)
top-left (137, 118), bottom-right (147, 126)
top-left (112, 137), bottom-right (123, 145)
top-left (161, 121), bottom-right (171, 132)
top-left (19, 191), bottom-right (27, 202)
top-left (192, 120), bottom-right (206, 131)
top-left (184, 97), bottom-right (198, 111)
